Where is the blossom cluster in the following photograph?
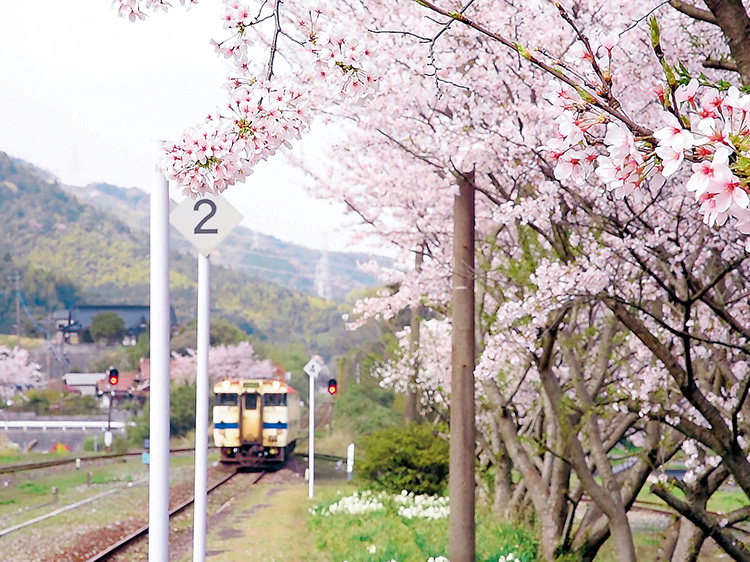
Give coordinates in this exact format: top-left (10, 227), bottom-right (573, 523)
top-left (164, 81), bottom-right (308, 196)
top-left (0, 346), bottom-right (43, 400)
top-left (118, 0), bottom-right (379, 196)
top-left (298, 5), bottom-right (380, 101)
top-left (545, 59), bottom-right (750, 243)
top-left (112, 0), bottom-right (198, 22)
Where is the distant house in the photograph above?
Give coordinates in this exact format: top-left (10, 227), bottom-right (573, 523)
top-left (54, 305), bottom-right (177, 346)
top-left (62, 373), bottom-right (106, 396)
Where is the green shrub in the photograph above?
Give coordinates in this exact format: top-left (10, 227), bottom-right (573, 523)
top-left (112, 436), bottom-right (130, 454)
top-left (335, 384), bottom-right (400, 434)
top-left (358, 423), bottom-right (449, 496)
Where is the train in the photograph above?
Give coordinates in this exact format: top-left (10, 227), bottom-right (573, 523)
top-left (212, 378), bottom-right (301, 467)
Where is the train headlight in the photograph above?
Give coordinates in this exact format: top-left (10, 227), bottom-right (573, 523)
top-left (222, 380), bottom-right (231, 391)
top-left (272, 380), bottom-right (281, 390)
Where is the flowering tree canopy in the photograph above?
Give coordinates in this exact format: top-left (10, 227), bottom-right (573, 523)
top-left (115, 1), bottom-right (750, 561)
top-left (169, 341), bottom-right (280, 383)
top-left (0, 346), bottom-right (43, 400)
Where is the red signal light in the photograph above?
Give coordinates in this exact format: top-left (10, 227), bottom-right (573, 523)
top-left (327, 378), bottom-right (338, 395)
top-left (108, 368), bottom-right (119, 386)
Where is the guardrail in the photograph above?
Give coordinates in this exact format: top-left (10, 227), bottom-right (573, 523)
top-left (0, 420), bottom-right (132, 431)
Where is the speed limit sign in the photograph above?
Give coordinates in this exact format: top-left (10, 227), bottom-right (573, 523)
top-left (170, 194), bottom-right (243, 256)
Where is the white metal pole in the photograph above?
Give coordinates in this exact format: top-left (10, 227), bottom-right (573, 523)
top-left (193, 253), bottom-right (210, 562)
top-left (347, 442), bottom-right (355, 481)
top-left (149, 143), bottom-right (171, 562)
top-left (308, 375), bottom-right (315, 498)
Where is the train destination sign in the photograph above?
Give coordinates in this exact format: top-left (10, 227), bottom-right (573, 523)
top-left (170, 194), bottom-right (243, 257)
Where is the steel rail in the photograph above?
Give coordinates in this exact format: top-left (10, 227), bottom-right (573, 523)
top-left (84, 469), bottom-right (263, 562)
top-left (298, 452), bottom-right (347, 463)
top-left (0, 447), bottom-right (216, 475)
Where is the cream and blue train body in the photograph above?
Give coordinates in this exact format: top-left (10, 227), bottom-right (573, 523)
top-left (213, 378), bottom-right (301, 467)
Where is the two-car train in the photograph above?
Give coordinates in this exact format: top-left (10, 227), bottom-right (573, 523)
top-left (212, 378), bottom-right (301, 467)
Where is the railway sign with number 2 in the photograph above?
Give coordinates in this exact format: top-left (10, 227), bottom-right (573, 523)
top-left (170, 195), bottom-right (243, 256)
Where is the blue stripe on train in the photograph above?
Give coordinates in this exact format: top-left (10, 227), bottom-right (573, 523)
top-left (263, 422), bottom-right (288, 429)
top-left (214, 422), bottom-right (239, 429)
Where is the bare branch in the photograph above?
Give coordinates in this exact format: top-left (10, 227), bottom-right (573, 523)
top-left (651, 484), bottom-right (750, 562)
top-left (669, 0), bottom-right (719, 25)
top-left (702, 58), bottom-right (739, 72)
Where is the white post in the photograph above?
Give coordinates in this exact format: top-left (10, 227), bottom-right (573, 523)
top-left (308, 376), bottom-right (315, 499)
top-left (347, 442), bottom-right (355, 481)
top-left (193, 253), bottom-right (210, 562)
top-left (149, 143), bottom-right (171, 562)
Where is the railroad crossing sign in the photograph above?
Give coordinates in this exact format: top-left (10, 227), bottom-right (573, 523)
top-left (170, 194), bottom-right (243, 257)
top-left (303, 357), bottom-right (323, 378)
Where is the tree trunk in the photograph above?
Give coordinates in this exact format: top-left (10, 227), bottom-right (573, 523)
top-left (702, 0), bottom-right (750, 84)
top-left (671, 518), bottom-right (705, 562)
top-left (449, 171), bottom-right (475, 562)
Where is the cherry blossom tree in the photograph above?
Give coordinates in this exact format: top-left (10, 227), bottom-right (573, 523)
top-left (169, 341), bottom-right (279, 383)
top-left (113, 1), bottom-right (750, 560)
top-left (0, 346), bottom-right (43, 401)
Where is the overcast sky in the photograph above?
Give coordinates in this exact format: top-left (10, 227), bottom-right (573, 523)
top-left (0, 1), bottom-right (360, 253)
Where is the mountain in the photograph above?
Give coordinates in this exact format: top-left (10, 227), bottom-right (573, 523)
top-left (0, 151), bottom-right (360, 351)
top-left (60, 181), bottom-right (387, 301)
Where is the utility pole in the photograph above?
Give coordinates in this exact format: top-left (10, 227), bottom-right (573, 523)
top-left (405, 244), bottom-right (424, 424)
top-left (449, 171), bottom-right (475, 562)
top-left (13, 272), bottom-right (21, 345)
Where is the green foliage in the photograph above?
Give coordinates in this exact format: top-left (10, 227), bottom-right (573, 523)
top-left (18, 389), bottom-right (52, 415)
top-left (129, 382), bottom-right (197, 442)
top-left (112, 436), bottom-right (131, 454)
top-left (0, 153), bottom-right (363, 355)
top-left (15, 388), bottom-right (100, 415)
top-left (170, 318), bottom-right (249, 353)
top-left (83, 435), bottom-right (99, 452)
top-left (335, 383), bottom-right (400, 434)
top-left (89, 341), bottom-right (148, 373)
top-left (89, 312), bottom-right (125, 344)
top-left (358, 423), bottom-right (450, 496)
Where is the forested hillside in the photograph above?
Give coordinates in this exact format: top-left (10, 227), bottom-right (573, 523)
top-left (62, 180), bottom-right (385, 300)
top-left (0, 152), bottom-right (353, 351)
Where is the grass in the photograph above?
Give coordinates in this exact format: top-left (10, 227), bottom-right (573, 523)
top-left (309, 490), bottom-right (537, 562)
top-left (0, 335), bottom-right (45, 350)
top-left (188, 481), bottom-right (331, 562)
top-left (594, 528), bottom-right (664, 562)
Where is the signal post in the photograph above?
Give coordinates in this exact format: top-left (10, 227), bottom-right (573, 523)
top-left (170, 193), bottom-right (242, 562)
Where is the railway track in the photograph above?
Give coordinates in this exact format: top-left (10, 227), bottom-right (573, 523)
top-left (297, 452), bottom-right (346, 463)
top-left (84, 469), bottom-right (265, 562)
top-left (0, 447), bottom-right (212, 475)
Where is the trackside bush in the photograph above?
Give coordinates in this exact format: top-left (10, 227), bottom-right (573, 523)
top-left (358, 423), bottom-right (449, 496)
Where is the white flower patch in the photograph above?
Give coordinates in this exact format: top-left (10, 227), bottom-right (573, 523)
top-left (395, 492), bottom-right (450, 520)
top-left (313, 490), bottom-right (386, 516)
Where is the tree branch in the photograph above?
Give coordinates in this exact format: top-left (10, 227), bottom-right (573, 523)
top-left (669, 0), bottom-right (719, 24)
top-left (651, 483), bottom-right (750, 562)
top-left (703, 58), bottom-right (739, 72)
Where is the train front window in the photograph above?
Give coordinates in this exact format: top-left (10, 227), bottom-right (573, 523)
top-left (216, 393), bottom-right (238, 406)
top-left (244, 394), bottom-right (258, 410)
top-left (262, 393), bottom-right (286, 407)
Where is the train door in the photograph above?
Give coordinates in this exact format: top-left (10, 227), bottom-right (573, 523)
top-left (213, 392), bottom-right (240, 447)
top-left (241, 392), bottom-right (262, 444)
